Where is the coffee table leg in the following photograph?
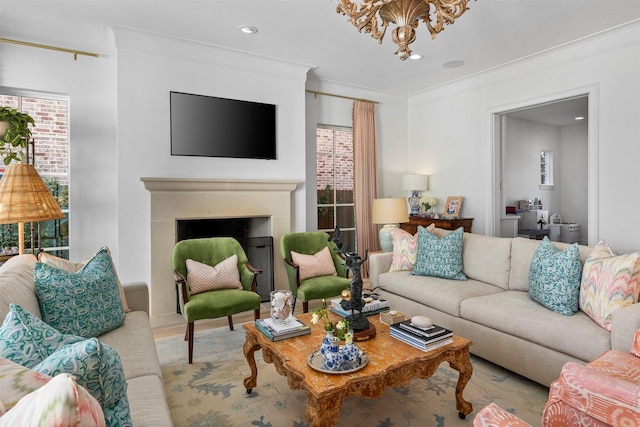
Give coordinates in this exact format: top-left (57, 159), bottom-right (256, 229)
top-left (306, 392), bottom-right (344, 427)
top-left (448, 348), bottom-right (474, 419)
top-left (243, 331), bottom-right (261, 394)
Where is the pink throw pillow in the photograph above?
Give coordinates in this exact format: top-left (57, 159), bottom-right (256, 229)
top-left (291, 246), bottom-right (337, 281)
top-left (186, 255), bottom-right (243, 295)
top-left (389, 224), bottom-right (435, 272)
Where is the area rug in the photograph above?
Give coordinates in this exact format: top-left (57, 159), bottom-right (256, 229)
top-left (156, 326), bottom-right (549, 427)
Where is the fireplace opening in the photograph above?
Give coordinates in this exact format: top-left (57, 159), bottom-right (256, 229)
top-left (176, 217), bottom-right (274, 305)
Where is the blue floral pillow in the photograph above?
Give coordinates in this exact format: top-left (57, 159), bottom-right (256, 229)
top-left (529, 237), bottom-right (583, 315)
top-left (34, 337), bottom-right (132, 427)
top-left (0, 304), bottom-right (82, 368)
top-left (412, 226), bottom-right (467, 281)
top-left (34, 247), bottom-right (126, 338)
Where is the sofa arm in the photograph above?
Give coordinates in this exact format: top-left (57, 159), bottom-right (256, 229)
top-left (122, 281), bottom-right (149, 315)
top-left (369, 252), bottom-right (392, 290)
top-left (611, 302), bottom-right (640, 352)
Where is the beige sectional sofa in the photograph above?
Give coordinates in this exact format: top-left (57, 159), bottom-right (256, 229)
top-left (370, 228), bottom-right (640, 387)
top-left (0, 255), bottom-right (173, 426)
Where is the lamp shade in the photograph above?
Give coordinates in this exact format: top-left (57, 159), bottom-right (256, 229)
top-left (372, 198), bottom-right (409, 225)
top-left (0, 163), bottom-right (65, 224)
top-left (402, 174), bottom-right (429, 191)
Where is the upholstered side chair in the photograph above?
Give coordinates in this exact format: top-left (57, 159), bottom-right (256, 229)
top-left (280, 231), bottom-right (351, 313)
top-left (172, 237), bottom-right (261, 363)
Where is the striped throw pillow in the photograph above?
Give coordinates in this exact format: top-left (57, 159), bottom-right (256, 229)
top-left (389, 224), bottom-right (435, 271)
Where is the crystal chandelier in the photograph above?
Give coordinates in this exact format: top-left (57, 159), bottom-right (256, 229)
top-left (336, 0), bottom-right (474, 60)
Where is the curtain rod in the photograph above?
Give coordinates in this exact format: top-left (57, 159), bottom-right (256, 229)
top-left (305, 90), bottom-right (379, 104)
top-left (0, 38), bottom-right (99, 60)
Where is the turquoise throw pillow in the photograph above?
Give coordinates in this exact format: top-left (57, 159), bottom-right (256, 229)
top-left (0, 304), bottom-right (82, 368)
top-left (529, 237), bottom-right (582, 315)
top-left (412, 226), bottom-right (467, 281)
top-left (34, 247), bottom-right (126, 338)
top-left (34, 337), bottom-right (132, 427)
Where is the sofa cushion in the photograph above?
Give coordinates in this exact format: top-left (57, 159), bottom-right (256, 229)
top-left (291, 246), bottom-right (337, 281)
top-left (579, 241), bottom-right (640, 331)
top-left (461, 232), bottom-right (512, 290)
top-left (528, 238), bottom-right (582, 315)
top-left (413, 226), bottom-right (467, 281)
top-left (38, 247), bottom-right (130, 312)
top-left (509, 237), bottom-right (593, 292)
top-left (186, 256), bottom-right (242, 294)
top-left (34, 247), bottom-right (126, 337)
top-left (0, 255), bottom-right (40, 321)
top-left (0, 373), bottom-right (105, 426)
top-left (379, 270), bottom-right (502, 317)
top-left (0, 304), bottom-right (82, 369)
top-left (389, 224), bottom-right (434, 271)
top-left (0, 356), bottom-right (51, 413)
top-left (460, 291), bottom-right (610, 362)
top-left (33, 337), bottom-right (131, 427)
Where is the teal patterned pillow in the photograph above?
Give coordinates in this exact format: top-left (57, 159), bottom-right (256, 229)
top-left (0, 304), bottom-right (82, 368)
top-left (529, 237), bottom-right (582, 315)
top-left (34, 337), bottom-right (131, 427)
top-left (412, 226), bottom-right (467, 281)
top-left (34, 248), bottom-right (126, 338)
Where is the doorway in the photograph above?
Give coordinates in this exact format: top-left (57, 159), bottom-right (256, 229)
top-left (489, 86), bottom-right (599, 246)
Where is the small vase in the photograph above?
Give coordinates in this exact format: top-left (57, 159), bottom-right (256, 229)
top-left (323, 336), bottom-right (343, 371)
top-left (341, 332), bottom-right (359, 367)
top-left (320, 329), bottom-right (335, 356)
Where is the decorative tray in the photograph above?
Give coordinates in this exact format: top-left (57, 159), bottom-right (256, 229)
top-left (306, 349), bottom-right (368, 374)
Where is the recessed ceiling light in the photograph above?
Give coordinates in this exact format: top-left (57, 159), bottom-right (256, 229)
top-left (238, 25), bottom-right (258, 34)
top-left (443, 60), bottom-right (465, 68)
top-left (409, 53), bottom-right (423, 60)
top-left (575, 116), bottom-right (585, 121)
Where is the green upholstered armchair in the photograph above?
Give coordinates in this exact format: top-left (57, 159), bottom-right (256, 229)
top-left (172, 237), bottom-right (261, 363)
top-left (280, 231), bottom-right (351, 313)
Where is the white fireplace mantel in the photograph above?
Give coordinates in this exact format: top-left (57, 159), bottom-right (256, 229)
top-left (141, 177), bottom-right (299, 328)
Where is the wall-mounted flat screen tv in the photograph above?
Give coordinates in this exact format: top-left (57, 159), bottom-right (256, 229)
top-left (170, 91), bottom-right (276, 160)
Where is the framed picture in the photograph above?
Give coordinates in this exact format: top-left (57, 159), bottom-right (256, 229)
top-left (444, 196), bottom-right (463, 218)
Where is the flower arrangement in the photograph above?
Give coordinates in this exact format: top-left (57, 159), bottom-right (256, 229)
top-left (311, 299), bottom-right (350, 339)
top-left (420, 196), bottom-right (438, 212)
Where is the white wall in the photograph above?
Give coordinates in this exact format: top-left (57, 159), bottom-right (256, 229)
top-left (560, 123), bottom-right (589, 239)
top-left (408, 22), bottom-right (640, 252)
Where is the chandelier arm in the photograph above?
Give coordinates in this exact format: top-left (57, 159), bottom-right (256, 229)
top-left (337, 0), bottom-right (391, 42)
top-left (424, 0), bottom-right (470, 37)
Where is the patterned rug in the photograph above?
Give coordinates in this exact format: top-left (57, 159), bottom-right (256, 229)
top-left (156, 326), bottom-right (549, 427)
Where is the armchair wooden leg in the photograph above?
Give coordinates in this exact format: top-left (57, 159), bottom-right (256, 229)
top-left (303, 301), bottom-right (309, 313)
top-left (228, 315), bottom-right (234, 331)
top-left (254, 308), bottom-right (260, 320)
top-left (187, 322), bottom-right (194, 364)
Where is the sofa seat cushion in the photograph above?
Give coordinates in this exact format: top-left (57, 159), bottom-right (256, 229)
top-left (126, 375), bottom-right (173, 427)
top-left (98, 311), bottom-right (162, 380)
top-left (461, 291), bottom-right (610, 361)
top-left (378, 271), bottom-right (503, 317)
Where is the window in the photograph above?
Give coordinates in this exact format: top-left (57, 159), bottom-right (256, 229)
top-left (540, 150), bottom-right (553, 188)
top-left (0, 92), bottom-right (70, 258)
top-left (316, 125), bottom-right (356, 251)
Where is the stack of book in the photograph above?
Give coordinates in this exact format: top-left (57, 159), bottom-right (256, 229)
top-left (329, 297), bottom-right (390, 317)
top-left (255, 317), bottom-right (311, 341)
top-left (389, 320), bottom-right (453, 352)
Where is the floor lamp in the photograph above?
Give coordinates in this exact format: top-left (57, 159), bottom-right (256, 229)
top-left (372, 198), bottom-right (409, 252)
top-left (0, 163), bottom-right (64, 255)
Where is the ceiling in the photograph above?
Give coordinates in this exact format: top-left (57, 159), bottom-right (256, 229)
top-left (1, 0), bottom-right (640, 98)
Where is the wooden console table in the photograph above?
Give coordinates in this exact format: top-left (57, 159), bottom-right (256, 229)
top-left (400, 216), bottom-right (474, 234)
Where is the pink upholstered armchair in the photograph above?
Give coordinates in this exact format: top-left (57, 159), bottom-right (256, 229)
top-left (474, 330), bottom-right (640, 427)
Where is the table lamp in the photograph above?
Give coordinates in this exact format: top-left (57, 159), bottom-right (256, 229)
top-left (0, 163), bottom-right (65, 254)
top-left (402, 174), bottom-right (429, 216)
top-left (372, 198), bottom-right (409, 252)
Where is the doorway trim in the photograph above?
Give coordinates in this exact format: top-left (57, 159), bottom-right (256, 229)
top-left (487, 84), bottom-right (599, 246)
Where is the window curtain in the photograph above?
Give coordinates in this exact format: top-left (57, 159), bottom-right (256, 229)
top-left (353, 101), bottom-right (379, 278)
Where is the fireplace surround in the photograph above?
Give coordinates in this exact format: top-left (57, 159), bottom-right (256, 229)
top-left (141, 178), bottom-right (298, 327)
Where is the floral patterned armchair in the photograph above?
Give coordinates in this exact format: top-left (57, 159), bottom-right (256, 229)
top-left (474, 330), bottom-right (640, 427)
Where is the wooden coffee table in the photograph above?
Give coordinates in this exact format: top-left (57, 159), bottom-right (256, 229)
top-left (243, 313), bottom-right (473, 427)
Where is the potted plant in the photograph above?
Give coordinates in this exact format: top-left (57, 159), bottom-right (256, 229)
top-left (0, 107), bottom-right (35, 165)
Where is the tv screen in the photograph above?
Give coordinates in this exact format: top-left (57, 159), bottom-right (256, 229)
top-left (170, 91), bottom-right (276, 160)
